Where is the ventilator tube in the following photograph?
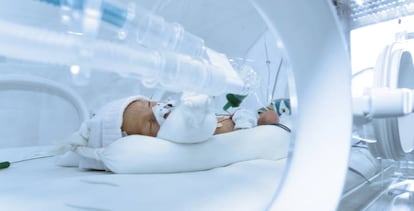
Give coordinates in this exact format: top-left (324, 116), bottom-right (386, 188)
top-left (0, 19), bottom-right (244, 96)
top-left (39, 0), bottom-right (206, 59)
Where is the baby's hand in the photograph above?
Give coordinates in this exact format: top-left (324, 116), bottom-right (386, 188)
top-left (180, 92), bottom-right (214, 127)
top-left (232, 109), bottom-right (258, 129)
top-left (180, 92), bottom-right (212, 110)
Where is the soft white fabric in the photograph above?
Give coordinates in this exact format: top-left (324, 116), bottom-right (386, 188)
top-left (55, 151), bottom-right (82, 167)
top-left (180, 92), bottom-right (212, 108)
top-left (56, 95), bottom-right (148, 170)
top-left (0, 147), bottom-right (287, 211)
top-left (75, 125), bottom-right (290, 173)
top-left (53, 122), bottom-right (89, 154)
top-left (156, 106), bottom-right (217, 144)
top-left (157, 92), bottom-right (216, 143)
top-left (53, 122), bottom-right (88, 167)
top-left (152, 102), bottom-right (174, 126)
top-left (97, 95), bottom-right (149, 147)
top-left (81, 95), bottom-right (149, 170)
top-left (232, 108), bottom-right (258, 129)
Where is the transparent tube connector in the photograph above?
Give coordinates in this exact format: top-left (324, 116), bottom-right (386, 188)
top-left (0, 19), bottom-right (244, 96)
top-left (39, 0), bottom-right (206, 59)
top-left (130, 5), bottom-right (205, 58)
top-left (157, 53), bottom-right (228, 94)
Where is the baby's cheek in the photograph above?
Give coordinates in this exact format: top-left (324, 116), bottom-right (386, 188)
top-left (122, 106), bottom-right (143, 135)
top-left (121, 115), bottom-right (134, 134)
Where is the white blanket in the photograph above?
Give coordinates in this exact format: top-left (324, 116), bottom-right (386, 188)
top-left (0, 146), bottom-right (286, 211)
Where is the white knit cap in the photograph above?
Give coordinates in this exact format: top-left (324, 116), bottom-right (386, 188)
top-left (88, 95), bottom-right (149, 148)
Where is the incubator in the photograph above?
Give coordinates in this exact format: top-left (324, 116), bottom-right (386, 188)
top-left (2, 0), bottom-right (413, 210)
top-left (338, 5), bottom-right (414, 210)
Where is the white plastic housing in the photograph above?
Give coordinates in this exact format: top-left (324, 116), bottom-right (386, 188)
top-left (353, 88), bottom-right (413, 118)
top-left (252, 0), bottom-right (352, 210)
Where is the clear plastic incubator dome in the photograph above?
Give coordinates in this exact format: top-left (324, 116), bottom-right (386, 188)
top-left (0, 0), bottom-right (352, 211)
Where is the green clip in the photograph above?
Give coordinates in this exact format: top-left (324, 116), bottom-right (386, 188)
top-left (223, 94), bottom-right (247, 111)
top-left (0, 161), bottom-right (10, 169)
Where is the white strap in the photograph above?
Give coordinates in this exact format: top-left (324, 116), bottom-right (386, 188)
top-left (76, 146), bottom-right (104, 161)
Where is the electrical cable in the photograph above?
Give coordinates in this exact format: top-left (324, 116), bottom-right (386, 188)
top-left (271, 58), bottom-right (283, 100)
top-left (352, 67), bottom-right (374, 79)
top-left (348, 166), bottom-right (371, 184)
top-left (270, 123), bottom-right (291, 133)
top-left (263, 36), bottom-right (272, 104)
top-left (0, 155), bottom-right (55, 170)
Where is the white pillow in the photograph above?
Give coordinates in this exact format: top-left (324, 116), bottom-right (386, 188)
top-left (74, 125), bottom-right (290, 174)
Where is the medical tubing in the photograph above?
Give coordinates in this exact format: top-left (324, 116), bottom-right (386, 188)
top-left (37, 0), bottom-right (206, 58)
top-left (0, 155), bottom-right (56, 170)
top-left (0, 19), bottom-right (157, 76)
top-left (157, 53), bottom-right (229, 94)
top-left (132, 10), bottom-right (205, 59)
top-left (39, 0), bottom-right (127, 27)
top-left (0, 19), bottom-right (239, 95)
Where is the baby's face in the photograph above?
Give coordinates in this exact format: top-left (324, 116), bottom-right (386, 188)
top-left (122, 99), bottom-right (160, 137)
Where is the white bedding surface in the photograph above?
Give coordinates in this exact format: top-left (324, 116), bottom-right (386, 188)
top-left (0, 146), bottom-right (286, 211)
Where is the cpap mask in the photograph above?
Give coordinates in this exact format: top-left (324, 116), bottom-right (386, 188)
top-left (152, 101), bottom-right (175, 126)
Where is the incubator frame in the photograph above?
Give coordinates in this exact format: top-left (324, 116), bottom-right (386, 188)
top-left (252, 0), bottom-right (352, 210)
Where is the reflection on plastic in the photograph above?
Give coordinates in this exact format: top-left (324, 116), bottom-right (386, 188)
top-left (40, 0), bottom-right (206, 59)
top-left (0, 19), bottom-right (246, 95)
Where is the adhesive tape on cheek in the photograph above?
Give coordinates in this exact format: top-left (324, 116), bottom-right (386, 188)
top-left (152, 103), bottom-right (174, 126)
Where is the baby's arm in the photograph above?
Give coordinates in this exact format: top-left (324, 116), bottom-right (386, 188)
top-left (214, 108), bottom-right (258, 134)
top-left (214, 117), bottom-right (235, 134)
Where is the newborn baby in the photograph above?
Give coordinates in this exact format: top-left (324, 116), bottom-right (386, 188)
top-left (56, 94), bottom-right (280, 169)
top-left (61, 94), bottom-right (280, 146)
top-left (121, 95), bottom-right (280, 138)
